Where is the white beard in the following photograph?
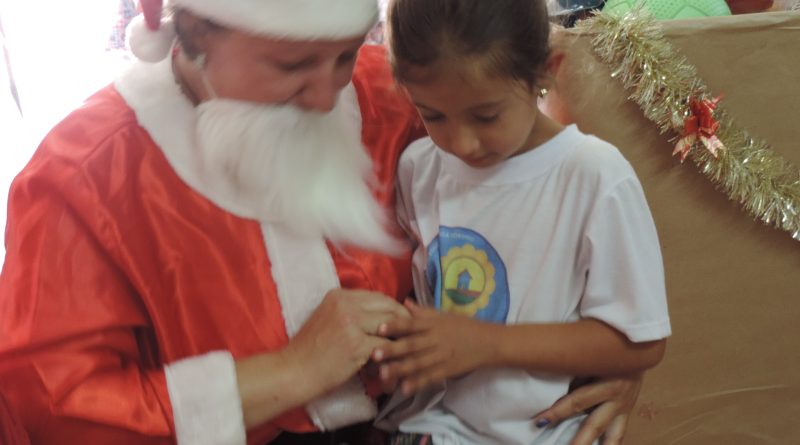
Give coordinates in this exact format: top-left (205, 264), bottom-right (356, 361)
top-left (193, 88), bottom-right (401, 253)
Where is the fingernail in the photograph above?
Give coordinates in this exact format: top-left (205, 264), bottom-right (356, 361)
top-left (380, 365), bottom-right (389, 380)
top-left (535, 418), bottom-right (550, 428)
top-left (378, 323), bottom-right (387, 335)
top-left (373, 349), bottom-right (384, 361)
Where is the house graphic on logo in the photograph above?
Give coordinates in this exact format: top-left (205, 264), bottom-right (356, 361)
top-left (457, 269), bottom-right (472, 290)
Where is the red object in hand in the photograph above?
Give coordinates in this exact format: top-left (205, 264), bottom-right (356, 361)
top-left (726, 0), bottom-right (774, 14)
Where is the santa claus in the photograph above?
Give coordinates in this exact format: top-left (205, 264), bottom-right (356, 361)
top-left (0, 1), bottom-right (643, 444)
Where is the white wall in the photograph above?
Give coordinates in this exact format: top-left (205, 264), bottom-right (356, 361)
top-left (0, 40), bottom-right (29, 265)
top-left (0, 0), bottom-right (133, 266)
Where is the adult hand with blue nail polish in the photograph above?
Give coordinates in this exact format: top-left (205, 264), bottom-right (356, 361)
top-left (533, 372), bottom-right (643, 445)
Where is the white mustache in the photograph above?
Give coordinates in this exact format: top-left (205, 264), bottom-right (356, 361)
top-left (193, 89), bottom-right (403, 254)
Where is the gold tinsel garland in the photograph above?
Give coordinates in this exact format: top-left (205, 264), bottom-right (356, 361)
top-left (580, 11), bottom-right (800, 241)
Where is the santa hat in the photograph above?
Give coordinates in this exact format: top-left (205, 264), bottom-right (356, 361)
top-left (128, 0), bottom-right (379, 62)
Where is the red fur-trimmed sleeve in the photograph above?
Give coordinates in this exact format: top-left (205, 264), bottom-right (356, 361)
top-left (0, 140), bottom-right (176, 444)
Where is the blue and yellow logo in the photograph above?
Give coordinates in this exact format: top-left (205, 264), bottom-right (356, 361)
top-left (426, 227), bottom-right (509, 322)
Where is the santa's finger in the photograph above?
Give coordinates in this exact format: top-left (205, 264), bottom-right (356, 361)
top-left (361, 311), bottom-right (411, 338)
top-left (400, 365), bottom-right (449, 396)
top-left (351, 291), bottom-right (412, 319)
top-left (379, 347), bottom-right (439, 382)
top-left (404, 299), bottom-right (440, 318)
top-left (376, 316), bottom-right (430, 338)
top-left (372, 334), bottom-right (433, 362)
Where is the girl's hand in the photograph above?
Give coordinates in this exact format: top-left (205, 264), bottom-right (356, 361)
top-left (372, 300), bottom-right (496, 395)
top-left (533, 373), bottom-right (643, 445)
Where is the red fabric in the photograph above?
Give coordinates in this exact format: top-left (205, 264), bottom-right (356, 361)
top-left (0, 392), bottom-right (30, 445)
top-left (0, 45), bottom-right (422, 444)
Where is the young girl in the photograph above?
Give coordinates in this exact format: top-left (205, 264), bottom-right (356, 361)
top-left (372, 0), bottom-right (671, 444)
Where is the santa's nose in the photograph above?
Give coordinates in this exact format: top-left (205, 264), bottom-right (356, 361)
top-left (293, 68), bottom-right (342, 113)
top-left (295, 85), bottom-right (337, 113)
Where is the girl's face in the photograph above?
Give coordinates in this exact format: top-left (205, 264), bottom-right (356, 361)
top-left (402, 63), bottom-right (558, 168)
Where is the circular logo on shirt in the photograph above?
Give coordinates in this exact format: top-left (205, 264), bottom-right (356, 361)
top-left (427, 227), bottom-right (509, 322)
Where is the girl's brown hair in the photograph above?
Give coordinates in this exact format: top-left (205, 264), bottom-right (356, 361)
top-left (387, 0), bottom-right (551, 87)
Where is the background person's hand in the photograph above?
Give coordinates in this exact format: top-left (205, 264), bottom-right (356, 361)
top-left (533, 373), bottom-right (643, 445)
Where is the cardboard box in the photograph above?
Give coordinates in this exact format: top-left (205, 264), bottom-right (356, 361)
top-left (544, 11), bottom-right (800, 444)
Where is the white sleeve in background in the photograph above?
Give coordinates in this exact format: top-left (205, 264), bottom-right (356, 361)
top-left (165, 351), bottom-right (246, 445)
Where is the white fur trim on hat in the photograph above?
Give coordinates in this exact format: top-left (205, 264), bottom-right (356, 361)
top-left (127, 15), bottom-right (176, 63)
top-left (172, 0), bottom-right (379, 40)
top-left (128, 0), bottom-right (378, 62)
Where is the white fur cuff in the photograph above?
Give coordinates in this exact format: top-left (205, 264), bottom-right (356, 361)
top-left (165, 351), bottom-right (246, 445)
top-left (307, 376), bottom-right (378, 431)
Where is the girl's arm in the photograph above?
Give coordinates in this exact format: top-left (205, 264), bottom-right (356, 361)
top-left (490, 318), bottom-right (665, 376)
top-left (374, 301), bottom-right (665, 395)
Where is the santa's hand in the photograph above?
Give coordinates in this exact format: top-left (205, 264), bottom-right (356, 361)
top-left (372, 301), bottom-right (494, 395)
top-left (533, 373), bottom-right (643, 445)
top-left (283, 289), bottom-right (410, 398)
top-left (361, 360), bottom-right (398, 395)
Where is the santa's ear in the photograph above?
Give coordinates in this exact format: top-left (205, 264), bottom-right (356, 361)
top-left (172, 9), bottom-right (228, 60)
top-left (533, 51), bottom-right (566, 93)
top-left (545, 51), bottom-right (566, 79)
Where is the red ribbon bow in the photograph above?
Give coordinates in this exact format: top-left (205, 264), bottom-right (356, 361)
top-left (673, 96), bottom-right (725, 162)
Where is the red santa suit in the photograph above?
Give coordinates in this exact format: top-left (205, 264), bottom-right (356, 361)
top-left (0, 44), bottom-right (424, 444)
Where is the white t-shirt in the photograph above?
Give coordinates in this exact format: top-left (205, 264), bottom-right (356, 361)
top-left (377, 125), bottom-right (671, 445)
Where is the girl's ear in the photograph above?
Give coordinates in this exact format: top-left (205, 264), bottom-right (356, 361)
top-left (537, 50), bottom-right (574, 125)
